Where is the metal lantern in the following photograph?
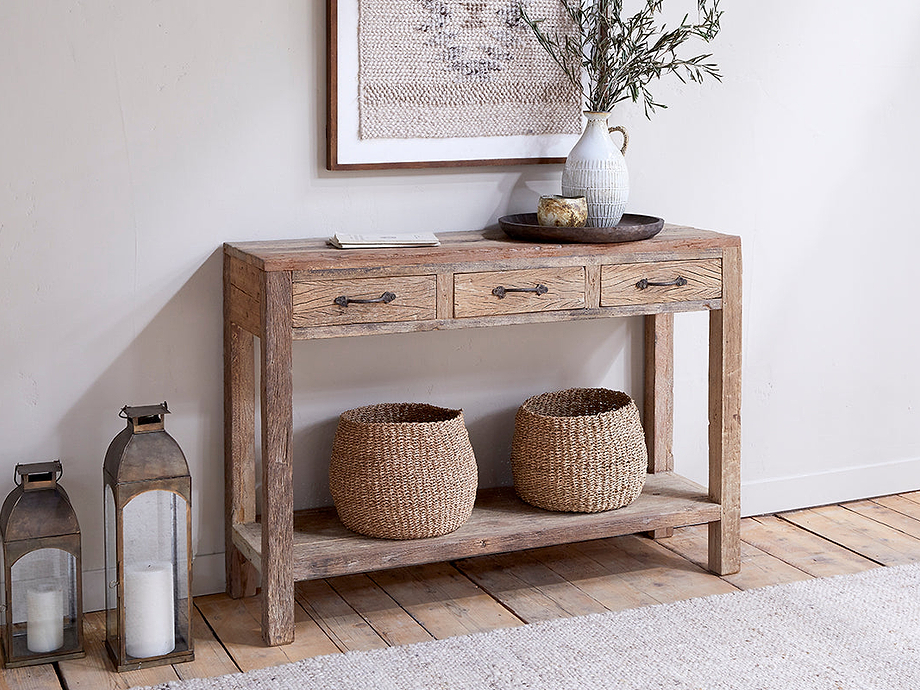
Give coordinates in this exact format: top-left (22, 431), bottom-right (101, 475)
top-left (0, 461), bottom-right (84, 667)
top-left (103, 402), bottom-right (194, 671)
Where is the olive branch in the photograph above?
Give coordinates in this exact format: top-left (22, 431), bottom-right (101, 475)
top-left (520, 0), bottom-right (723, 116)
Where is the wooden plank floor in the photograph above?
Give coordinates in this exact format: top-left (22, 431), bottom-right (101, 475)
top-left (5, 491), bottom-right (920, 689)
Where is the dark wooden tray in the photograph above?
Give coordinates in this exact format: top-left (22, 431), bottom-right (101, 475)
top-left (499, 213), bottom-right (664, 244)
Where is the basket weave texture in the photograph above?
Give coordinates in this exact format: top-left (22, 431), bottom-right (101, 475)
top-left (329, 403), bottom-right (478, 539)
top-left (511, 388), bottom-right (647, 513)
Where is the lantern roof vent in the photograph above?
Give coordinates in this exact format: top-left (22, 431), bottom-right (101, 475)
top-left (121, 402), bottom-right (170, 433)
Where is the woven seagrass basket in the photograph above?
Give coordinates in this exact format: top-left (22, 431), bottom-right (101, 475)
top-left (511, 388), bottom-right (647, 513)
top-left (329, 403), bottom-right (478, 539)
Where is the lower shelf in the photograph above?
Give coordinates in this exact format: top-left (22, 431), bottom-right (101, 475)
top-left (232, 472), bottom-right (720, 581)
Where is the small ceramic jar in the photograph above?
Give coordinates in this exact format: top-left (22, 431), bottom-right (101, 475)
top-left (537, 195), bottom-right (588, 227)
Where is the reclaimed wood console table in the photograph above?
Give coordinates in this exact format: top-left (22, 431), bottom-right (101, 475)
top-left (223, 227), bottom-right (741, 646)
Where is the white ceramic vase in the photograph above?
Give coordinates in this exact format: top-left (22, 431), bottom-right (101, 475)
top-left (561, 112), bottom-right (629, 228)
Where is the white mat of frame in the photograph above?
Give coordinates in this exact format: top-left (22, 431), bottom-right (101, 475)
top-left (135, 562), bottom-right (920, 690)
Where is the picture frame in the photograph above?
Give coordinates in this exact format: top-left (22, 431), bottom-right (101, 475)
top-left (326, 0), bottom-right (582, 171)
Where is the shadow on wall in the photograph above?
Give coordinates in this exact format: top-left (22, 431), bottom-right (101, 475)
top-left (54, 249), bottom-right (224, 575)
top-left (53, 241), bottom-right (647, 583)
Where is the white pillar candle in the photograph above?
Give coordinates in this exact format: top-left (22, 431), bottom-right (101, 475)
top-left (26, 585), bottom-right (64, 653)
top-left (124, 561), bottom-right (175, 658)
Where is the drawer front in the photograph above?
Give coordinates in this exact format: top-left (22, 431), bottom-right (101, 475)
top-left (454, 267), bottom-right (586, 318)
top-left (601, 259), bottom-right (721, 307)
top-left (293, 275), bottom-right (436, 327)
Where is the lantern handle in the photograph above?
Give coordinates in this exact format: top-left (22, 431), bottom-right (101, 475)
top-left (13, 460), bottom-right (63, 486)
top-left (119, 402), bottom-right (170, 419)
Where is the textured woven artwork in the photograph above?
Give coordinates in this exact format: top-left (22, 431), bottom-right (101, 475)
top-left (357, 0), bottom-right (581, 140)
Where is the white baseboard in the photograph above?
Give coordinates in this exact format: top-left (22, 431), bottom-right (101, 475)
top-left (83, 552), bottom-right (230, 613)
top-left (742, 456), bottom-right (920, 517)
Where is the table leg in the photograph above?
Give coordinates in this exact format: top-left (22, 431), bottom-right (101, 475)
top-left (708, 244), bottom-right (742, 575)
top-left (224, 255), bottom-right (259, 599)
top-left (644, 312), bottom-right (675, 539)
top-left (260, 270), bottom-right (295, 645)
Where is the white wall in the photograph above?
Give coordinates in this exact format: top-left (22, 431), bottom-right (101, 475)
top-left (1, 1), bottom-right (918, 609)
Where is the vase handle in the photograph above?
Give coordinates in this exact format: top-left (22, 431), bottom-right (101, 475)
top-left (608, 126), bottom-right (629, 155)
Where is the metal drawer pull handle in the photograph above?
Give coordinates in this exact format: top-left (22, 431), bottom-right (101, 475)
top-left (636, 277), bottom-right (688, 290)
top-left (334, 291), bottom-right (396, 307)
top-left (492, 284), bottom-right (549, 299)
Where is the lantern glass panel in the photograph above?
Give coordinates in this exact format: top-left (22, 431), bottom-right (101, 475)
top-left (8, 548), bottom-right (78, 657)
top-left (122, 489), bottom-right (189, 659)
top-left (104, 485), bottom-right (117, 652)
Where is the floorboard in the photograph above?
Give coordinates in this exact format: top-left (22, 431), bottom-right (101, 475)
top-left (367, 562), bottom-right (524, 639)
top-left (197, 592), bottom-right (340, 673)
top-left (742, 514), bottom-right (879, 577)
top-left (57, 611), bottom-right (180, 690)
top-left (294, 579), bottom-right (388, 653)
top-left (780, 503), bottom-right (920, 566)
top-left (0, 665), bottom-right (61, 690)
top-left (898, 491), bottom-right (920, 505)
top-left (0, 639), bottom-right (60, 690)
top-left (656, 521), bottom-right (814, 589)
top-left (455, 550), bottom-right (610, 622)
top-left (3, 491), bottom-right (919, 689)
top-left (873, 493), bottom-right (920, 519)
top-left (173, 608), bottom-right (239, 681)
top-left (519, 543), bottom-right (661, 612)
top-left (325, 574), bottom-right (434, 647)
top-left (846, 498), bottom-right (920, 539)
top-left (570, 535), bottom-right (739, 603)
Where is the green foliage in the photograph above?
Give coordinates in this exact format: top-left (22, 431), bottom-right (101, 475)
top-left (521, 0), bottom-right (723, 116)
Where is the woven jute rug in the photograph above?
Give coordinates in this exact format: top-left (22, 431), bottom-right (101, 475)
top-left (135, 563), bottom-right (920, 690)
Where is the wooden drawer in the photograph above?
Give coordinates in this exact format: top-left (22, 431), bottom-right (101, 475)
top-left (601, 259), bottom-right (721, 307)
top-left (292, 275), bottom-right (436, 327)
top-left (454, 267), bottom-right (586, 318)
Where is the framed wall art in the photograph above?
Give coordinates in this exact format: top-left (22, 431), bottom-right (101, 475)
top-left (326, 0), bottom-right (583, 170)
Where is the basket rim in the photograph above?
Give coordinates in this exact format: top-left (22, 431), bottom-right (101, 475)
top-left (339, 402), bottom-right (464, 426)
top-left (520, 387), bottom-right (634, 419)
